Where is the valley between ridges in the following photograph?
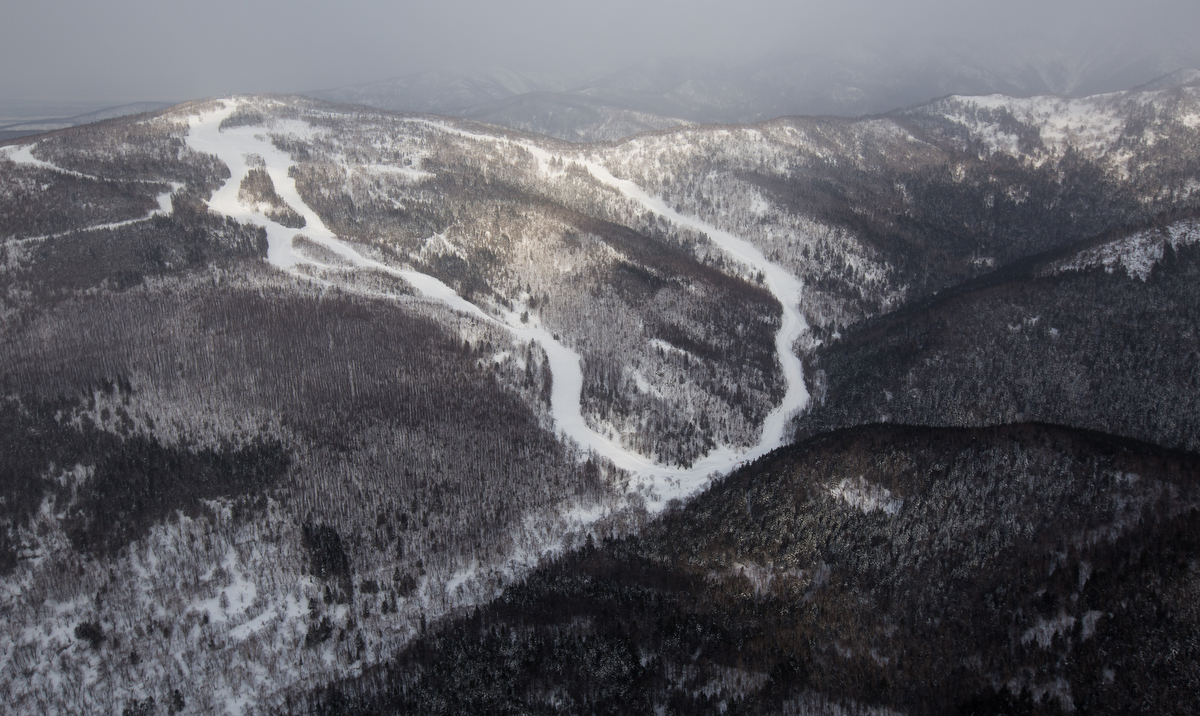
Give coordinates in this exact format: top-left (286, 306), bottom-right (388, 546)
top-left (184, 98), bottom-right (811, 511)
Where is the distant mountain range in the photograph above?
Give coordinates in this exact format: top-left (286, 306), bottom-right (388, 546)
top-left (7, 38), bottom-right (1195, 146)
top-left (0, 101), bottom-right (173, 142)
top-left (308, 37), bottom-right (1200, 141)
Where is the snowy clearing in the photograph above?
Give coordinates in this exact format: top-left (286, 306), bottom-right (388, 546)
top-left (829, 476), bottom-right (904, 516)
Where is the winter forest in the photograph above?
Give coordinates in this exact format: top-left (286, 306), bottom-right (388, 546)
top-left (2, 71), bottom-right (1200, 714)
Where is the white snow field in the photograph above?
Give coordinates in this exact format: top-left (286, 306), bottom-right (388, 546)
top-left (185, 100), bottom-right (811, 510)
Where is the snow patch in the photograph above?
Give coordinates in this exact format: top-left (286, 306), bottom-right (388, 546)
top-left (630, 369), bottom-right (657, 396)
top-left (1021, 612), bottom-right (1076, 649)
top-left (649, 338), bottom-right (696, 361)
top-left (944, 94), bottom-right (1128, 161)
top-left (415, 232), bottom-right (466, 262)
top-left (359, 162), bottom-right (433, 184)
top-left (1047, 219), bottom-right (1200, 281)
top-left (828, 476), bottom-right (903, 516)
top-left (188, 548), bottom-right (257, 626)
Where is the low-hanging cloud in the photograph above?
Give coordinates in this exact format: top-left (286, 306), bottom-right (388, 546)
top-left (1, 0), bottom-right (1197, 103)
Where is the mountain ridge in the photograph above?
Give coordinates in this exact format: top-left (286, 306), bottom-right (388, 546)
top-left (0, 75), bottom-right (1198, 713)
top-left (306, 41), bottom-right (1200, 141)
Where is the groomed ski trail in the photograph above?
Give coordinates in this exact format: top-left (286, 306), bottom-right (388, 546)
top-left (185, 101), bottom-right (810, 510)
top-left (1, 144), bottom-right (181, 242)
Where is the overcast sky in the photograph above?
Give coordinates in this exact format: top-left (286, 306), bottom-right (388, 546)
top-left (2, 0), bottom-right (1198, 103)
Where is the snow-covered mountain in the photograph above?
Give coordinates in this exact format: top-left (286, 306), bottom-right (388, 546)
top-left (2, 71), bottom-right (1200, 713)
top-left (308, 39), bottom-right (1200, 141)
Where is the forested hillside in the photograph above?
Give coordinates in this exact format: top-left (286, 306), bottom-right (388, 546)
top-left (795, 218), bottom-right (1200, 452)
top-left (0, 74), bottom-right (1198, 714)
top-left (307, 424), bottom-right (1200, 715)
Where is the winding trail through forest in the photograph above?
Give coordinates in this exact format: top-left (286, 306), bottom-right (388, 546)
top-left (185, 101), bottom-right (810, 509)
top-left (1, 144), bottom-right (181, 242)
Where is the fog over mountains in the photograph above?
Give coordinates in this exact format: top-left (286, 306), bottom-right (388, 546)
top-left (6, 36), bottom-right (1197, 145)
top-left (310, 36), bottom-right (1200, 140)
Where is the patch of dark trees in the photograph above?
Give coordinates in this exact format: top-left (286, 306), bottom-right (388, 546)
top-left (219, 108), bottom-right (267, 131)
top-left (0, 393), bottom-right (289, 568)
top-left (303, 522), bottom-right (351, 582)
top-left (239, 167), bottom-right (306, 228)
top-left (302, 422), bottom-right (1200, 715)
top-left (797, 233), bottom-right (1200, 454)
top-left (29, 114), bottom-right (231, 190)
top-left (748, 144), bottom-right (1148, 303)
top-left (1, 193), bottom-right (266, 313)
top-left (1, 274), bottom-right (609, 594)
top-left (0, 165), bottom-right (165, 239)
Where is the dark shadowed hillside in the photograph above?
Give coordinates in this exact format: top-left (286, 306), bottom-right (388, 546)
top-left (796, 218), bottom-right (1200, 454)
top-left (305, 423), bottom-right (1200, 715)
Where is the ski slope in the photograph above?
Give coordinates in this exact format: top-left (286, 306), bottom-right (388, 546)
top-left (185, 101), bottom-right (811, 510)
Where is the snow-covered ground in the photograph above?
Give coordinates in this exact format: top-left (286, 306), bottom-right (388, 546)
top-left (2, 143), bottom-right (98, 180)
top-left (1046, 219), bottom-right (1200, 281)
top-left (828, 476), bottom-right (903, 516)
top-left (185, 100), bottom-right (812, 511)
top-left (932, 85), bottom-right (1200, 177)
top-left (0, 101), bottom-right (823, 713)
top-left (946, 93), bottom-right (1130, 158)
